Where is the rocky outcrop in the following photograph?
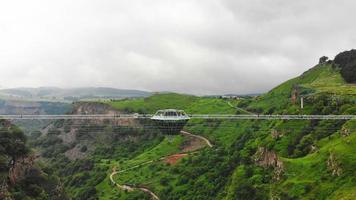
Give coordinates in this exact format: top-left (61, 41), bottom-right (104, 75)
top-left (9, 154), bottom-right (36, 185)
top-left (327, 151), bottom-right (342, 177)
top-left (64, 145), bottom-right (87, 160)
top-left (71, 101), bottom-right (126, 115)
top-left (254, 147), bottom-right (284, 181)
top-left (0, 154), bottom-right (36, 200)
top-left (341, 127), bottom-right (351, 137)
top-left (271, 129), bottom-right (284, 139)
top-left (70, 102), bottom-right (137, 126)
top-left (38, 102), bottom-right (140, 160)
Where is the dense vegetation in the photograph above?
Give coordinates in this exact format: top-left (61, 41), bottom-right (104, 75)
top-left (334, 49), bottom-right (356, 83)
top-left (0, 120), bottom-right (66, 200)
top-left (29, 118), bottom-right (165, 200)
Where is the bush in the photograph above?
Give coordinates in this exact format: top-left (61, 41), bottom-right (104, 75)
top-left (334, 49), bottom-right (356, 83)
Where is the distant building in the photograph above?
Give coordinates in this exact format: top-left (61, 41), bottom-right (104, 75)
top-left (220, 95), bottom-right (242, 100)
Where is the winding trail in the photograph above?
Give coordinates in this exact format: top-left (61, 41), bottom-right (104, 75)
top-left (181, 130), bottom-right (213, 148)
top-left (110, 131), bottom-right (213, 200)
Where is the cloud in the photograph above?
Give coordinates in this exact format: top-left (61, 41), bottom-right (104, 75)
top-left (0, 0), bottom-right (355, 95)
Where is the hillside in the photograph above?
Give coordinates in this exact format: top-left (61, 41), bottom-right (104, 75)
top-left (18, 54), bottom-right (356, 200)
top-left (98, 62), bottom-right (355, 199)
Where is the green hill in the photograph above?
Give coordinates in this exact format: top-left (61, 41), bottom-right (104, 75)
top-left (108, 92), bottom-right (237, 115)
top-left (97, 61), bottom-right (356, 199)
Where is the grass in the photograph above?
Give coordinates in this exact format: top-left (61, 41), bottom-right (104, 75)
top-left (107, 92), bottom-right (239, 115)
top-left (279, 120), bottom-right (356, 199)
top-left (247, 64), bottom-right (356, 114)
top-left (302, 65), bottom-right (356, 96)
top-left (120, 135), bottom-right (184, 168)
top-left (185, 98), bottom-right (237, 114)
top-left (107, 93), bottom-right (199, 114)
top-left (101, 135), bottom-right (185, 199)
top-left (94, 136), bottom-right (184, 200)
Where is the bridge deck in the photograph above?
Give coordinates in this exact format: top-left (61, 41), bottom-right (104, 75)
top-left (0, 114), bottom-right (355, 120)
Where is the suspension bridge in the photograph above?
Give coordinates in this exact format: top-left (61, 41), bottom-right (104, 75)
top-left (0, 114), bottom-right (355, 120)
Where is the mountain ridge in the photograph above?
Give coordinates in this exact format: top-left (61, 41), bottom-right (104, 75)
top-left (0, 87), bottom-right (151, 102)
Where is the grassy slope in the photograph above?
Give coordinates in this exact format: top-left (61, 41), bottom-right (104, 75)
top-left (227, 64), bottom-right (356, 199)
top-left (94, 136), bottom-right (186, 200)
top-left (279, 120), bottom-right (356, 199)
top-left (95, 136), bottom-right (184, 200)
top-left (247, 64), bottom-right (355, 114)
top-left (107, 93), bottom-right (199, 114)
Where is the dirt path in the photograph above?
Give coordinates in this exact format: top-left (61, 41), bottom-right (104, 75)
top-left (110, 131), bottom-right (212, 200)
top-left (110, 160), bottom-right (158, 199)
top-left (181, 130), bottom-right (213, 147)
top-left (110, 169), bottom-right (159, 199)
top-left (163, 153), bottom-right (189, 165)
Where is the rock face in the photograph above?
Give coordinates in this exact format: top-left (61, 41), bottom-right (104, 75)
top-left (0, 154), bottom-right (36, 200)
top-left (38, 102), bottom-right (140, 160)
top-left (291, 90), bottom-right (298, 104)
top-left (70, 102), bottom-right (137, 126)
top-left (341, 127), bottom-right (351, 137)
top-left (72, 102), bottom-right (113, 114)
top-left (254, 147), bottom-right (284, 181)
top-left (8, 155), bottom-right (36, 185)
top-left (327, 151), bottom-right (342, 177)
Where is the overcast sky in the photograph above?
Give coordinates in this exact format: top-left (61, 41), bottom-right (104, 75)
top-left (0, 0), bottom-right (355, 95)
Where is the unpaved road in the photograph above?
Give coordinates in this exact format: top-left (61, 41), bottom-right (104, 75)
top-left (110, 131), bottom-right (213, 200)
top-left (181, 130), bottom-right (213, 147)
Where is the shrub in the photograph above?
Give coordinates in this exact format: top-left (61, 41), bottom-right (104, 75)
top-left (334, 49), bottom-right (356, 83)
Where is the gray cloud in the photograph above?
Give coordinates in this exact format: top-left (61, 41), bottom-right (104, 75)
top-left (0, 0), bottom-right (355, 95)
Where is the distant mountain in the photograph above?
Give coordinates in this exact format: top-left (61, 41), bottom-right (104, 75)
top-left (0, 87), bottom-right (151, 102)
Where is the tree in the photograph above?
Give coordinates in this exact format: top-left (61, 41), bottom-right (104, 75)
top-left (334, 49), bottom-right (356, 83)
top-left (319, 56), bottom-right (328, 64)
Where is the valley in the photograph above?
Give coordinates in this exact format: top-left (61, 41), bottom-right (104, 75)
top-left (0, 51), bottom-right (355, 200)
top-left (1, 0), bottom-right (356, 199)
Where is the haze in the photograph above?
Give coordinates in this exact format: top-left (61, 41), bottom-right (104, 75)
top-left (1, 0), bottom-right (356, 95)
